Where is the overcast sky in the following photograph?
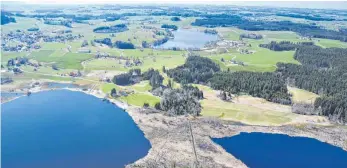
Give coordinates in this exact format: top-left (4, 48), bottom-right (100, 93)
top-left (1, 0), bottom-right (347, 10)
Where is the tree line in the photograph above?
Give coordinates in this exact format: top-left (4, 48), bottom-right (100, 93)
top-left (161, 24), bottom-right (178, 30)
top-left (259, 41), bottom-right (314, 51)
top-left (240, 33), bottom-right (263, 40)
top-left (191, 14), bottom-right (347, 42)
top-left (94, 38), bottom-right (135, 49)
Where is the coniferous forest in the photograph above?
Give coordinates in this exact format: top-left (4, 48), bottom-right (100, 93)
top-left (165, 45), bottom-right (347, 123)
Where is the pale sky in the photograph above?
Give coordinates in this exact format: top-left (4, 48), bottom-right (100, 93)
top-left (1, 0), bottom-right (347, 10)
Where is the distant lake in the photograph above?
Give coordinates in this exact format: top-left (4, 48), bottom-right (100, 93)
top-left (213, 132), bottom-right (347, 168)
top-left (2, 90), bottom-right (151, 168)
top-left (155, 29), bottom-right (218, 49)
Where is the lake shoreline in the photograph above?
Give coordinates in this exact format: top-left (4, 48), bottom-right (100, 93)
top-left (2, 85), bottom-right (347, 168)
top-left (125, 107), bottom-right (347, 167)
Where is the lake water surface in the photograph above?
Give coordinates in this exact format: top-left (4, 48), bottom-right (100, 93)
top-left (213, 132), bottom-right (347, 168)
top-left (2, 90), bottom-right (151, 168)
top-left (155, 29), bottom-right (218, 49)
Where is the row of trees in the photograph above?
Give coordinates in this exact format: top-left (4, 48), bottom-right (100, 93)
top-left (152, 37), bottom-right (169, 47)
top-left (239, 33), bottom-right (263, 40)
top-left (161, 24), bottom-right (178, 30)
top-left (43, 19), bottom-right (72, 28)
top-left (93, 24), bottom-right (129, 33)
top-left (94, 38), bottom-right (135, 49)
top-left (259, 41), bottom-right (314, 51)
top-left (166, 56), bottom-right (220, 84)
top-left (204, 29), bottom-right (218, 35)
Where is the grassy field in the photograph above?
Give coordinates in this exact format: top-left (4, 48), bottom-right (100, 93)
top-left (315, 39), bottom-right (347, 48)
top-left (84, 49), bottom-right (186, 72)
top-left (124, 81), bottom-right (152, 92)
top-left (119, 93), bottom-right (160, 107)
top-left (30, 51), bottom-right (93, 69)
top-left (101, 81), bottom-right (158, 107)
top-left (288, 86), bottom-right (319, 104)
top-left (100, 83), bottom-right (122, 93)
top-left (197, 84), bottom-right (295, 125)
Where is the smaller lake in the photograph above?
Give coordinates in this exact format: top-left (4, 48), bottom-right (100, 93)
top-left (213, 132), bottom-right (347, 168)
top-left (2, 90), bottom-right (151, 168)
top-left (155, 29), bottom-right (218, 49)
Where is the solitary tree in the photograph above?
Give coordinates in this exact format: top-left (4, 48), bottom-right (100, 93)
top-left (111, 88), bottom-right (117, 97)
top-left (167, 79), bottom-right (172, 88)
top-left (143, 102), bottom-right (149, 108)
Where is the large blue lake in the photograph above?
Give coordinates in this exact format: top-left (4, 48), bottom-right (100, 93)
top-left (2, 90), bottom-right (151, 168)
top-left (213, 132), bottom-right (347, 168)
top-left (155, 29), bottom-right (218, 49)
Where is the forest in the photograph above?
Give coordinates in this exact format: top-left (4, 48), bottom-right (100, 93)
top-left (192, 14), bottom-right (347, 42)
top-left (166, 56), bottom-right (220, 84)
top-left (163, 46), bottom-right (346, 123)
top-left (113, 41), bottom-right (135, 49)
top-left (155, 85), bottom-right (203, 116)
top-left (209, 72), bottom-right (292, 105)
top-left (276, 13), bottom-right (336, 21)
top-left (277, 46), bottom-right (347, 123)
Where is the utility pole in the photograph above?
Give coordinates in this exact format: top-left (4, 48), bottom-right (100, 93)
top-left (188, 119), bottom-right (199, 168)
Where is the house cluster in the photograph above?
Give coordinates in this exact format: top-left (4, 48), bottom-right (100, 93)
top-left (216, 40), bottom-right (247, 48)
top-left (94, 52), bottom-right (111, 58)
top-left (6, 57), bottom-right (42, 73)
top-left (239, 48), bottom-right (255, 54)
top-left (68, 70), bottom-right (82, 77)
top-left (230, 59), bottom-right (246, 66)
top-left (1, 30), bottom-right (82, 52)
top-left (1, 31), bottom-right (43, 52)
top-left (78, 48), bottom-right (91, 53)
